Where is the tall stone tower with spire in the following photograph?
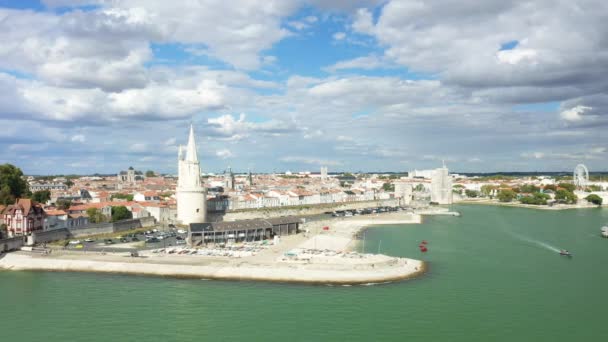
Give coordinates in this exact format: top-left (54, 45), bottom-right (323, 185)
top-left (177, 125), bottom-right (207, 225)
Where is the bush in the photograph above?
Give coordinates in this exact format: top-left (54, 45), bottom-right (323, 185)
top-left (465, 189), bottom-right (479, 198)
top-left (555, 189), bottom-right (577, 204)
top-left (497, 189), bottom-right (517, 202)
top-left (558, 183), bottom-right (576, 192)
top-left (585, 194), bottom-right (603, 206)
top-left (520, 192), bottom-right (550, 205)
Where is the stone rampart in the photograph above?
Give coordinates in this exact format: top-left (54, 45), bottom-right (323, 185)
top-left (208, 199), bottom-right (400, 222)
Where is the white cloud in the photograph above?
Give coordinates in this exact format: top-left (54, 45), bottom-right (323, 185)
top-left (216, 149), bottom-right (233, 159)
top-left (496, 48), bottom-right (538, 65)
top-left (280, 156), bottom-right (342, 166)
top-left (323, 55), bottom-right (386, 72)
top-left (71, 134), bottom-right (86, 143)
top-left (560, 105), bottom-right (592, 122)
top-left (333, 32), bottom-right (346, 40)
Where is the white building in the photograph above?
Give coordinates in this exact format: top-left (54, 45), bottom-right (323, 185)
top-left (176, 125), bottom-right (207, 225)
top-left (431, 163), bottom-right (453, 205)
top-left (320, 166), bottom-right (328, 181)
top-left (394, 182), bottom-right (413, 205)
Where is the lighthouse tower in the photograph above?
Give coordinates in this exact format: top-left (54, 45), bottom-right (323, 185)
top-left (177, 125), bottom-right (207, 225)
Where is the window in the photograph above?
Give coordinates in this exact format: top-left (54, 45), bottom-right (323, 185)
top-left (196, 209), bottom-right (199, 213)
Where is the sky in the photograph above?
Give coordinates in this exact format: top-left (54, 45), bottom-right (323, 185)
top-left (0, 0), bottom-right (606, 175)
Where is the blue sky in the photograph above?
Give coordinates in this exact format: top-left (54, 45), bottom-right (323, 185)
top-left (0, 0), bottom-right (606, 175)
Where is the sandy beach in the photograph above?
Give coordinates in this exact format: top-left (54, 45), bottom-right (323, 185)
top-left (0, 211), bottom-right (430, 285)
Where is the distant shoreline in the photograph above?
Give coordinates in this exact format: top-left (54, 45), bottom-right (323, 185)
top-left (456, 199), bottom-right (601, 210)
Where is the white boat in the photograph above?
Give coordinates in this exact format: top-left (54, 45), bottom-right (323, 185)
top-left (601, 226), bottom-right (608, 238)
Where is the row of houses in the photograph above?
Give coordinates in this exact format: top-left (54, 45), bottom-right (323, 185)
top-left (208, 188), bottom-right (391, 211)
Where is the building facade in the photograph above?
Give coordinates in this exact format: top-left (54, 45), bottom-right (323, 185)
top-left (3, 198), bottom-right (46, 237)
top-left (176, 125), bottom-right (207, 225)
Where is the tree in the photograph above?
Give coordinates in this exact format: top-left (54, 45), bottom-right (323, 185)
top-left (480, 185), bottom-right (497, 197)
top-left (32, 190), bottom-right (51, 204)
top-left (56, 199), bottom-right (72, 210)
top-left (520, 192), bottom-right (550, 205)
top-left (497, 189), bottom-right (517, 202)
top-left (65, 180), bottom-right (74, 188)
top-left (382, 182), bottom-right (395, 192)
top-left (585, 185), bottom-right (602, 192)
top-left (585, 194), bottom-right (603, 206)
top-left (465, 189), bottom-right (479, 198)
top-left (0, 164), bottom-right (30, 205)
top-left (86, 207), bottom-right (106, 223)
top-left (111, 193), bottom-right (134, 201)
top-left (558, 183), bottom-right (576, 192)
top-left (111, 206), bottom-right (132, 222)
top-left (414, 184), bottom-right (425, 192)
top-left (555, 189), bottom-right (577, 204)
top-left (145, 170), bottom-right (155, 177)
top-left (519, 184), bottom-right (540, 194)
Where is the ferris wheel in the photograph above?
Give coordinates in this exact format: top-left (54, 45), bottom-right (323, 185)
top-left (573, 164), bottom-right (589, 189)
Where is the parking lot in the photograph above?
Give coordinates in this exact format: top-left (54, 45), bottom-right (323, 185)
top-left (62, 227), bottom-right (189, 252)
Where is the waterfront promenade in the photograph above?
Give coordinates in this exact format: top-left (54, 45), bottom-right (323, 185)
top-left (0, 211), bottom-right (436, 285)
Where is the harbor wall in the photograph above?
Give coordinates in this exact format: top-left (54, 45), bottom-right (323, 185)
top-left (0, 236), bottom-right (25, 252)
top-left (209, 199), bottom-right (400, 222)
top-left (28, 217), bottom-right (156, 245)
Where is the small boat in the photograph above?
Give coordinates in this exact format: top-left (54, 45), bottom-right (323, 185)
top-left (601, 226), bottom-right (608, 238)
top-left (559, 250), bottom-right (572, 257)
top-left (421, 240), bottom-right (428, 245)
top-left (419, 246), bottom-right (428, 252)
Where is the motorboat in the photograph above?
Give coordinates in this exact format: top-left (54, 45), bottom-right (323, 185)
top-left (421, 240), bottom-right (428, 245)
top-left (601, 226), bottom-right (608, 238)
top-left (559, 250), bottom-right (572, 257)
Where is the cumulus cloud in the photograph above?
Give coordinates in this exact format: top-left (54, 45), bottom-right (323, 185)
top-left (560, 105), bottom-right (592, 122)
top-left (216, 149), bottom-right (233, 159)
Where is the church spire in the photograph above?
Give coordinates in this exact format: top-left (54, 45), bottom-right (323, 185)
top-left (185, 124), bottom-right (198, 162)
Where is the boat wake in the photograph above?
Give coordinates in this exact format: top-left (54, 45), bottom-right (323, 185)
top-left (506, 231), bottom-right (562, 253)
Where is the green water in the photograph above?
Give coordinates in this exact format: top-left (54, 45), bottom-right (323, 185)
top-left (1, 205), bottom-right (607, 341)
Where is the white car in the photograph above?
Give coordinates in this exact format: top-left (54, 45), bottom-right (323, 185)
top-left (177, 229), bottom-right (187, 234)
top-left (84, 238), bottom-right (94, 243)
top-left (69, 240), bottom-right (81, 244)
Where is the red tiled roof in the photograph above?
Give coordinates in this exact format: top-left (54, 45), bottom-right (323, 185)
top-left (45, 209), bottom-right (67, 216)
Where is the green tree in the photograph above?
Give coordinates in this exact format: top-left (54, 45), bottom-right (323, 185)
top-left (480, 185), bottom-right (497, 197)
top-left (56, 199), bottom-right (72, 210)
top-left (32, 190), bottom-right (51, 204)
top-left (520, 192), bottom-right (550, 205)
top-left (414, 184), bottom-right (425, 192)
top-left (86, 207), bottom-right (106, 223)
top-left (497, 189), bottom-right (517, 202)
top-left (382, 182), bottom-right (395, 192)
top-left (519, 184), bottom-right (540, 193)
top-left (585, 185), bottom-right (602, 192)
top-left (585, 194), bottom-right (603, 206)
top-left (64, 179), bottom-right (74, 188)
top-left (145, 170), bottom-right (155, 177)
top-left (465, 189), bottom-right (479, 198)
top-left (111, 193), bottom-right (134, 201)
top-left (555, 189), bottom-right (577, 204)
top-left (111, 206), bottom-right (132, 222)
top-left (558, 183), bottom-right (576, 192)
top-left (0, 164), bottom-right (30, 205)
